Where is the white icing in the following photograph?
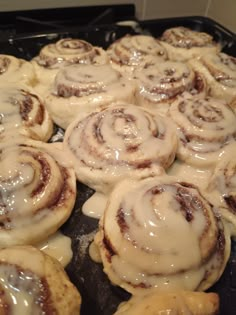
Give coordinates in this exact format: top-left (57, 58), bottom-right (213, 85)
top-left (167, 159), bottom-right (212, 189)
top-left (161, 27), bottom-right (214, 48)
top-left (64, 104), bottom-right (176, 193)
top-left (96, 176), bottom-right (230, 295)
top-left (160, 27), bottom-right (220, 61)
top-left (0, 54), bottom-right (36, 86)
top-left (82, 192), bottom-right (108, 219)
top-left (0, 85), bottom-right (52, 141)
top-left (0, 142), bottom-right (76, 247)
top-left (169, 96), bottom-right (236, 166)
top-left (0, 264), bottom-right (42, 315)
top-left (45, 64), bottom-right (136, 129)
top-left (36, 231), bottom-right (73, 267)
top-left (107, 35), bottom-right (167, 75)
top-left (135, 60), bottom-right (195, 102)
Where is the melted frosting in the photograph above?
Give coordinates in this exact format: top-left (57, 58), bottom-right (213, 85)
top-left (133, 60), bottom-right (207, 115)
top-left (161, 27), bottom-right (215, 48)
top-left (36, 38), bottom-right (108, 69)
top-left (167, 159), bottom-right (212, 189)
top-left (201, 52), bottom-right (236, 88)
top-left (82, 192), bottom-right (108, 219)
top-left (0, 264), bottom-right (43, 315)
top-left (0, 85), bottom-right (53, 141)
top-left (0, 54), bottom-right (36, 86)
top-left (169, 95), bottom-right (236, 166)
top-left (36, 231), bottom-right (73, 267)
top-left (107, 35), bottom-right (167, 75)
top-left (95, 176), bottom-right (230, 295)
top-left (64, 104), bottom-right (177, 193)
top-left (45, 64), bottom-right (136, 129)
top-left (0, 142), bottom-right (76, 247)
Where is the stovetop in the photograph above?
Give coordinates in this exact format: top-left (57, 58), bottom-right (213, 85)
top-left (0, 4), bottom-right (136, 39)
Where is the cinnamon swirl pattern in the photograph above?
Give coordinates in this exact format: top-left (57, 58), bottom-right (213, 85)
top-left (0, 54), bottom-right (36, 87)
top-left (206, 145), bottom-right (236, 236)
top-left (46, 64), bottom-right (136, 129)
top-left (134, 60), bottom-right (207, 115)
top-left (189, 52), bottom-right (236, 103)
top-left (0, 246), bottom-right (81, 314)
top-left (95, 176), bottom-right (230, 295)
top-left (0, 141), bottom-right (76, 247)
top-left (169, 96), bottom-right (236, 166)
top-left (160, 26), bottom-right (220, 61)
top-left (0, 85), bottom-right (53, 142)
top-left (107, 35), bottom-right (167, 76)
top-left (114, 291), bottom-right (219, 315)
top-left (64, 104), bottom-right (178, 193)
top-left (32, 37), bottom-right (109, 93)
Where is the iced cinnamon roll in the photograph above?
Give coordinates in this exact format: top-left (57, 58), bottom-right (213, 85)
top-left (0, 141), bottom-right (76, 247)
top-left (107, 35), bottom-right (167, 76)
top-left (95, 176), bottom-right (230, 295)
top-left (0, 54), bottom-right (36, 87)
top-left (0, 245), bottom-right (81, 314)
top-left (206, 144), bottom-right (236, 236)
top-left (134, 59), bottom-right (207, 115)
top-left (64, 104), bottom-right (177, 194)
top-left (32, 37), bottom-right (109, 94)
top-left (114, 291), bottom-right (219, 315)
top-left (0, 84), bottom-right (53, 142)
top-left (160, 26), bottom-right (220, 61)
top-left (46, 64), bottom-right (136, 129)
top-left (189, 52), bottom-right (236, 103)
top-left (169, 95), bottom-right (236, 167)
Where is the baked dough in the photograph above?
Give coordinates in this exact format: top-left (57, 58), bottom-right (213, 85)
top-left (0, 84), bottom-right (53, 142)
top-left (168, 95), bottom-right (236, 167)
top-left (114, 291), bottom-right (219, 315)
top-left (45, 63), bottom-right (136, 129)
top-left (0, 140), bottom-right (76, 247)
top-left (0, 54), bottom-right (36, 87)
top-left (32, 37), bottom-right (109, 94)
top-left (95, 175), bottom-right (231, 295)
top-left (0, 245), bottom-right (81, 314)
top-left (189, 52), bottom-right (236, 103)
top-left (133, 59), bottom-right (207, 115)
top-left (107, 34), bottom-right (167, 77)
top-left (160, 26), bottom-right (220, 61)
top-left (206, 143), bottom-right (236, 236)
top-left (64, 103), bottom-right (177, 193)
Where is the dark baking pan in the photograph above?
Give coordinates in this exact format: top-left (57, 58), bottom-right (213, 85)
top-left (0, 15), bottom-right (235, 315)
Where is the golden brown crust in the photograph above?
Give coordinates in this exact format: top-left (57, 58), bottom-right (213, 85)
top-left (43, 252), bottom-right (81, 315)
top-left (114, 291), bottom-right (219, 315)
top-left (0, 246), bottom-right (81, 315)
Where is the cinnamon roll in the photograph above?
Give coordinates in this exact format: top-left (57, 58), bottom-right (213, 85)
top-left (160, 26), bottom-right (220, 61)
top-left (189, 52), bottom-right (236, 103)
top-left (107, 35), bottom-right (167, 76)
top-left (168, 95), bottom-right (236, 167)
top-left (0, 141), bottom-right (76, 247)
top-left (134, 59), bottom-right (207, 115)
top-left (32, 37), bottom-right (109, 94)
top-left (114, 291), bottom-right (219, 315)
top-left (0, 245), bottom-right (81, 314)
top-left (206, 144), bottom-right (236, 236)
top-left (64, 103), bottom-right (178, 194)
top-left (0, 85), bottom-right (53, 142)
top-left (46, 64), bottom-right (136, 129)
top-left (0, 54), bottom-right (36, 87)
top-left (95, 176), bottom-right (230, 295)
